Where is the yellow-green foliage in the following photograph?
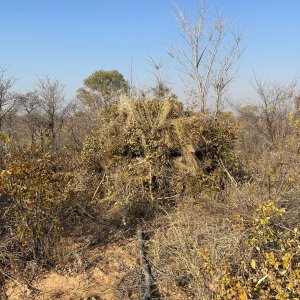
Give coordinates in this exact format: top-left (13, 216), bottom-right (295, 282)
top-left (217, 201), bottom-right (300, 299)
top-left (81, 98), bottom-right (239, 223)
top-left (0, 148), bottom-right (72, 262)
top-left (0, 134), bottom-right (10, 143)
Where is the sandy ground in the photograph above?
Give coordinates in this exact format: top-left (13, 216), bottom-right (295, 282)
top-left (4, 239), bottom-right (137, 300)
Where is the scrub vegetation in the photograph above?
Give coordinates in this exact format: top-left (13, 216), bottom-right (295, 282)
top-left (0, 2), bottom-right (299, 299)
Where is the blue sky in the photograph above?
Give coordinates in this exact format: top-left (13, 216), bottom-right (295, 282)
top-left (0, 0), bottom-right (299, 105)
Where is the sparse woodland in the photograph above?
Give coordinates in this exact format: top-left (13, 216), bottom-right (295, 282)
top-left (0, 3), bottom-right (300, 300)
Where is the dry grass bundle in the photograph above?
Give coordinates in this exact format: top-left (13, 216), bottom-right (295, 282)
top-left (81, 98), bottom-right (239, 226)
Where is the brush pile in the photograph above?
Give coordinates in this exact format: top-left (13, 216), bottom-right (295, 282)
top-left (81, 98), bottom-right (239, 224)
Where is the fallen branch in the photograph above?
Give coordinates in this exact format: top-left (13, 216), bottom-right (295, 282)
top-left (137, 224), bottom-right (152, 300)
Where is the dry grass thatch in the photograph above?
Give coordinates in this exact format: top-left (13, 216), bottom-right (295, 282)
top-left (81, 97), bottom-right (239, 225)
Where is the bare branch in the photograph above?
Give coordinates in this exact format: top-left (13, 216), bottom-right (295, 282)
top-left (168, 1), bottom-right (244, 112)
top-left (34, 76), bottom-right (71, 148)
top-left (0, 67), bottom-right (17, 130)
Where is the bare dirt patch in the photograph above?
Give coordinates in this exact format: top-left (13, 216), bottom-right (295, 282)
top-left (4, 239), bottom-right (137, 300)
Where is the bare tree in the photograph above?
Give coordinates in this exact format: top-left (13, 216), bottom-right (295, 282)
top-left (212, 32), bottom-right (243, 114)
top-left (18, 91), bottom-right (41, 146)
top-left (168, 1), bottom-right (243, 112)
top-left (61, 99), bottom-right (99, 153)
top-left (252, 75), bottom-right (297, 146)
top-left (0, 67), bottom-right (17, 131)
top-left (35, 76), bottom-right (71, 148)
top-left (148, 56), bottom-right (171, 99)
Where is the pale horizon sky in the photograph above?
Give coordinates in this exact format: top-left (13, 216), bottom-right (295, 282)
top-left (1, 0), bottom-right (300, 107)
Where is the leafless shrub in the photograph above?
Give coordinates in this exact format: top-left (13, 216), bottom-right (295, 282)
top-left (237, 77), bottom-right (298, 155)
top-left (35, 76), bottom-right (72, 148)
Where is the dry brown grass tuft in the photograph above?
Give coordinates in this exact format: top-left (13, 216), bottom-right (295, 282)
top-left (148, 197), bottom-right (243, 299)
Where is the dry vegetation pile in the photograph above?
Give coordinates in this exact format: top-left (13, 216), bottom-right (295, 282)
top-left (80, 98), bottom-right (239, 226)
top-left (0, 97), bottom-right (299, 299)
